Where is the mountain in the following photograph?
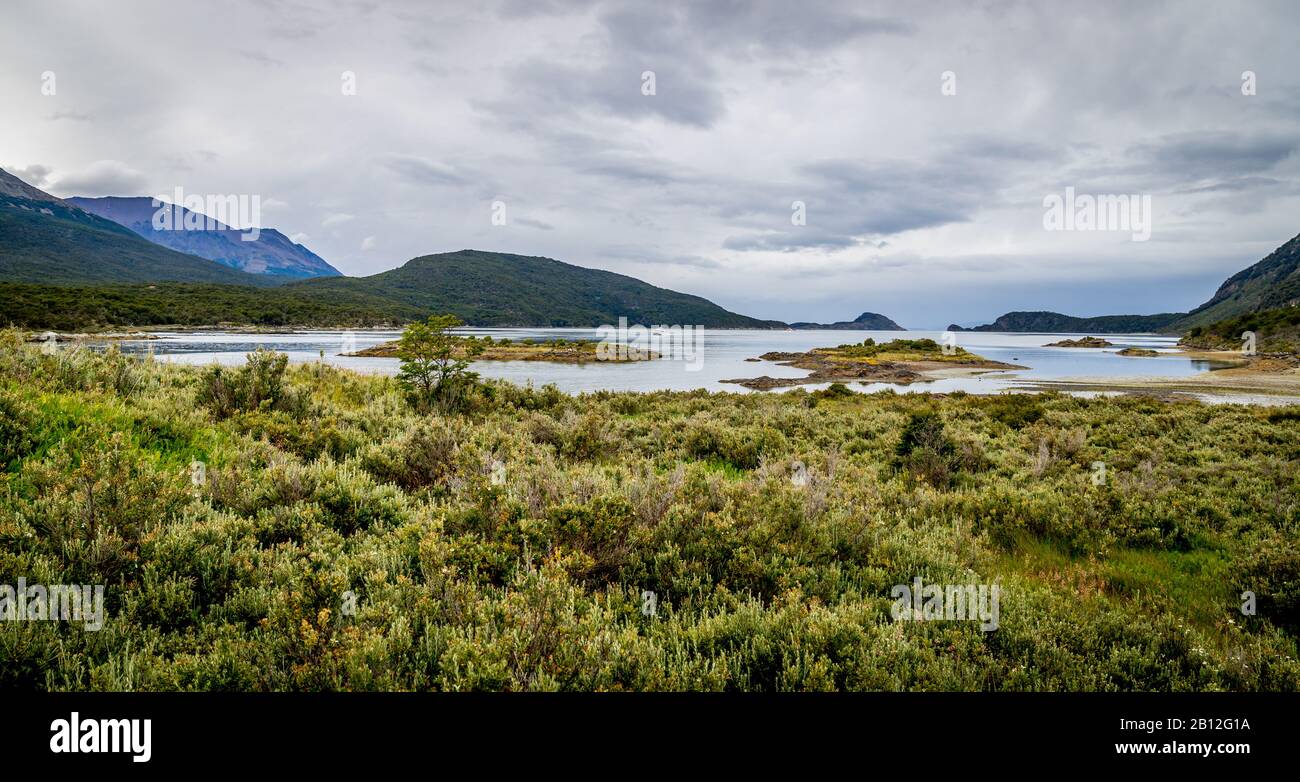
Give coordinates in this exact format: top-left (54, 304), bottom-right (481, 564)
top-left (950, 311), bottom-right (1183, 334)
top-left (0, 168), bottom-right (271, 286)
top-left (292, 249), bottom-right (783, 328)
top-left (67, 196), bottom-right (340, 280)
top-left (789, 311), bottom-right (904, 330)
top-left (1171, 232), bottom-right (1300, 330)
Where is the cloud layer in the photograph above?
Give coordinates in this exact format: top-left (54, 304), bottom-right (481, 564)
top-left (3, 0), bottom-right (1298, 326)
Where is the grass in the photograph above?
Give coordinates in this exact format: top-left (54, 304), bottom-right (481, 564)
top-left (1, 331), bottom-right (1297, 691)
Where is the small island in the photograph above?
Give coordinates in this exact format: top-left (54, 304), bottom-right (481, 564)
top-left (24, 331), bottom-right (160, 343)
top-left (1116, 347), bottom-right (1160, 357)
top-left (721, 337), bottom-right (1022, 390)
top-left (348, 336), bottom-right (657, 363)
top-left (1044, 336), bottom-right (1113, 348)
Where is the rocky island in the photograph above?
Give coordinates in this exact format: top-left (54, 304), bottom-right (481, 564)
top-left (721, 337), bottom-right (1022, 390)
top-left (1044, 336), bottom-right (1113, 348)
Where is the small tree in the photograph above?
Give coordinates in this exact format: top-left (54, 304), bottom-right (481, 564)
top-left (396, 315), bottom-right (484, 412)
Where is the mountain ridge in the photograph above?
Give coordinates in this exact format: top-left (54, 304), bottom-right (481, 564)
top-left (67, 196), bottom-right (341, 279)
top-left (1171, 232), bottom-right (1300, 330)
top-left (949, 311), bottom-right (1183, 334)
top-left (0, 168), bottom-right (273, 287)
top-left (291, 249), bottom-right (785, 328)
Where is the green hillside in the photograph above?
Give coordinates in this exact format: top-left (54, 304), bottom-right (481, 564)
top-left (1173, 233), bottom-right (1300, 330)
top-left (292, 249), bottom-right (782, 328)
top-left (0, 282), bottom-right (422, 331)
top-left (1180, 304), bottom-right (1300, 354)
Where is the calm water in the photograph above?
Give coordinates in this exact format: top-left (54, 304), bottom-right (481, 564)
top-left (111, 328), bottom-right (1231, 396)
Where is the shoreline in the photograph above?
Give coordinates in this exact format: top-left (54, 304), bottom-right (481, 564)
top-left (345, 339), bottom-right (658, 364)
top-left (1011, 352), bottom-right (1300, 400)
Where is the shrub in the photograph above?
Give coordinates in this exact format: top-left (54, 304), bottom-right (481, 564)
top-left (198, 349), bottom-right (301, 419)
top-left (1235, 531), bottom-right (1300, 634)
top-left (0, 390), bottom-right (34, 468)
top-left (894, 410), bottom-right (956, 487)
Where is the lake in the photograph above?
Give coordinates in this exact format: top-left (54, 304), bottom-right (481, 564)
top-left (109, 327), bottom-right (1233, 397)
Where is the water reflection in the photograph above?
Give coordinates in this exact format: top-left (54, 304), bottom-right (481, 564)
top-left (99, 327), bottom-right (1232, 397)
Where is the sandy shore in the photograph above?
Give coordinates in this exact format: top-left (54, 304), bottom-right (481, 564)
top-left (24, 331), bottom-right (160, 342)
top-left (914, 364), bottom-right (1020, 381)
top-left (1011, 351), bottom-right (1300, 402)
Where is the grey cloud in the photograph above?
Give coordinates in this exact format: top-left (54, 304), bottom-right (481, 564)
top-left (236, 49), bottom-right (284, 67)
top-left (716, 156), bottom-right (998, 252)
top-left (49, 160), bottom-right (148, 197)
top-left (1129, 131), bottom-right (1298, 185)
top-left (723, 230), bottom-right (861, 253)
top-left (496, 0), bottom-right (598, 18)
top-left (676, 1), bottom-right (914, 52)
top-left (48, 110), bottom-right (93, 122)
top-left (382, 155), bottom-right (470, 186)
top-left (577, 153), bottom-right (687, 185)
top-left (7, 164), bottom-right (53, 188)
top-left (603, 247), bottom-right (727, 270)
top-left (500, 58), bottom-right (724, 129)
top-left (1177, 176), bottom-right (1284, 194)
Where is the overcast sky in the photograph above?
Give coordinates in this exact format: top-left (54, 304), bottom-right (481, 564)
top-left (4, 0), bottom-right (1299, 327)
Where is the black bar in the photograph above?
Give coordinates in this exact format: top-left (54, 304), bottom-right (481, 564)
top-left (3, 692), bottom-right (1284, 770)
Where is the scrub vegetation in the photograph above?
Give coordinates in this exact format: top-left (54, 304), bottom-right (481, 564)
top-left (1, 329), bottom-right (1297, 691)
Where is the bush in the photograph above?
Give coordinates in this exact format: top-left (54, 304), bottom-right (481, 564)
top-left (894, 410), bottom-right (956, 487)
top-left (0, 390), bottom-right (34, 468)
top-left (1235, 531), bottom-right (1300, 634)
top-left (198, 349), bottom-right (301, 419)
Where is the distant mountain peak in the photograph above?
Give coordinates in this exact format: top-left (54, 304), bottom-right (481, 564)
top-left (788, 311), bottom-right (904, 330)
top-left (67, 195), bottom-right (341, 279)
top-left (1, 169), bottom-right (269, 287)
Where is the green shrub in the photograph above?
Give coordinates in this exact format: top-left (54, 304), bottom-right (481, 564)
top-left (894, 410), bottom-right (956, 487)
top-left (198, 349), bottom-right (301, 419)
